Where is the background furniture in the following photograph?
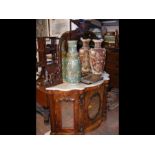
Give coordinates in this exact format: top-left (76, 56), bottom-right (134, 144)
top-left (36, 37), bottom-right (63, 123)
top-left (105, 48), bottom-right (119, 88)
top-left (46, 72), bottom-right (109, 134)
top-left (36, 37), bottom-right (62, 87)
top-left (60, 19), bottom-right (97, 52)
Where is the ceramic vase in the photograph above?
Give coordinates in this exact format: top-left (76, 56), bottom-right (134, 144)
top-left (89, 39), bottom-right (106, 75)
top-left (61, 40), bottom-right (67, 82)
top-left (62, 51), bottom-right (67, 82)
top-left (79, 38), bottom-right (91, 75)
top-left (66, 40), bottom-right (81, 83)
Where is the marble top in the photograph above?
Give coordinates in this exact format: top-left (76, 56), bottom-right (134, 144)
top-left (46, 72), bottom-right (109, 91)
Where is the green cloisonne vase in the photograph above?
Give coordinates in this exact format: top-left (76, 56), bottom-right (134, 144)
top-left (62, 51), bottom-right (67, 82)
top-left (66, 40), bottom-right (81, 83)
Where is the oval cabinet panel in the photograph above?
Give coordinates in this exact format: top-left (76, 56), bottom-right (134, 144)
top-left (88, 93), bottom-right (101, 120)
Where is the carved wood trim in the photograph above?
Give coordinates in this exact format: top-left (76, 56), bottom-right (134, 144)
top-left (58, 97), bottom-right (75, 103)
top-left (79, 93), bottom-right (85, 134)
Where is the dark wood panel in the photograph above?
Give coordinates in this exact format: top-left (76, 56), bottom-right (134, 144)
top-left (105, 49), bottom-right (119, 88)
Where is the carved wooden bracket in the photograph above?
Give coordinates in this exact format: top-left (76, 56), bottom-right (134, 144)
top-left (58, 97), bottom-right (75, 103)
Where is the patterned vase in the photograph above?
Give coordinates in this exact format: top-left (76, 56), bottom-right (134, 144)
top-left (79, 38), bottom-right (91, 76)
top-left (66, 40), bottom-right (81, 83)
top-left (89, 39), bottom-right (106, 75)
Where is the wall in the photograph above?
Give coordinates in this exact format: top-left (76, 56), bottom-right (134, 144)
top-left (104, 26), bottom-right (119, 33)
top-left (49, 19), bottom-right (77, 37)
top-left (36, 19), bottom-right (49, 37)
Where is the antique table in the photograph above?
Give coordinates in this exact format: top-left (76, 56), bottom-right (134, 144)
top-left (46, 72), bottom-right (109, 134)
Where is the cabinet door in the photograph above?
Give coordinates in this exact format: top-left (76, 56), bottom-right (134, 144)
top-left (84, 84), bottom-right (105, 128)
top-left (53, 92), bottom-right (79, 134)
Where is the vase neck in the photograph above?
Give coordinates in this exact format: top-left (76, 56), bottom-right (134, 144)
top-left (94, 42), bottom-right (102, 48)
top-left (68, 40), bottom-right (77, 53)
top-left (93, 39), bottom-right (103, 48)
top-left (82, 41), bottom-right (89, 48)
top-left (68, 46), bottom-right (77, 52)
top-left (81, 38), bottom-right (90, 49)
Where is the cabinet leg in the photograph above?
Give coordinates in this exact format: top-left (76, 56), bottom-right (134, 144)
top-left (79, 131), bottom-right (85, 135)
top-left (79, 126), bottom-right (85, 135)
top-left (50, 130), bottom-right (56, 135)
top-left (43, 108), bottom-right (50, 124)
top-left (36, 103), bottom-right (50, 124)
